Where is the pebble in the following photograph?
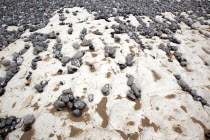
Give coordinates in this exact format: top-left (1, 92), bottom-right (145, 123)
top-left (23, 115), bottom-right (35, 125)
top-left (54, 100), bottom-right (65, 111)
top-left (61, 96), bottom-right (70, 103)
top-left (67, 102), bottom-right (73, 110)
top-left (74, 100), bottom-right (86, 110)
top-left (81, 39), bottom-right (92, 46)
top-left (67, 66), bottom-right (78, 74)
top-left (101, 84), bottom-right (110, 95)
top-left (62, 89), bottom-right (72, 94)
top-left (72, 109), bottom-right (82, 117)
top-left (127, 92), bottom-right (136, 101)
top-left (126, 75), bottom-right (134, 86)
top-left (131, 83), bottom-right (141, 98)
top-left (0, 122), bottom-right (5, 129)
top-left (126, 53), bottom-right (135, 66)
top-left (72, 42), bottom-right (80, 49)
top-left (2, 59), bottom-right (10, 66)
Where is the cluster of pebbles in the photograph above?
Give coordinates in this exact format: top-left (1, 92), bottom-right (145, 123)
top-left (175, 75), bottom-right (209, 106)
top-left (0, 115), bottom-right (35, 140)
top-left (0, 45), bottom-right (28, 96)
top-left (54, 89), bottom-right (86, 117)
top-left (126, 75), bottom-right (141, 101)
top-left (0, 0), bottom-right (209, 139)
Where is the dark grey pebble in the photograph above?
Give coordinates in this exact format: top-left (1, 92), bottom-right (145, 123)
top-left (72, 42), bottom-right (80, 49)
top-left (174, 74), bottom-right (181, 80)
top-left (67, 102), bottom-right (73, 110)
top-left (34, 84), bottom-right (43, 92)
top-left (68, 94), bottom-right (75, 102)
top-left (62, 89), bottom-right (72, 94)
top-left (101, 84), bottom-right (110, 95)
top-left (61, 96), bottom-right (70, 103)
top-left (74, 100), bottom-right (86, 110)
top-left (131, 83), bottom-right (141, 98)
top-left (177, 80), bottom-right (188, 89)
top-left (127, 92), bottom-right (136, 101)
top-left (126, 53), bottom-right (135, 66)
top-left (81, 39), bottom-right (92, 46)
top-left (5, 119), bottom-right (12, 126)
top-left (126, 74), bottom-right (134, 86)
top-left (23, 115), bottom-right (35, 125)
top-left (2, 59), bottom-right (11, 66)
top-left (193, 96), bottom-right (202, 101)
top-left (72, 51), bottom-right (85, 60)
top-left (201, 98), bottom-right (207, 105)
top-left (61, 56), bottom-right (70, 64)
top-left (54, 100), bottom-right (65, 111)
top-left (190, 89), bottom-right (197, 96)
top-left (72, 109), bottom-right (82, 117)
top-left (68, 28), bottom-right (73, 34)
top-left (0, 122), bottom-right (5, 129)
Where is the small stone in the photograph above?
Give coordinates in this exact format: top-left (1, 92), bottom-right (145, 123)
top-left (101, 84), bottom-right (110, 95)
top-left (174, 75), bottom-right (181, 80)
top-left (127, 75), bottom-right (134, 86)
top-left (67, 102), bottom-right (73, 110)
top-left (15, 122), bottom-right (22, 129)
top-left (201, 98), bottom-right (207, 105)
top-left (72, 109), bottom-right (82, 117)
top-left (74, 100), bottom-right (86, 110)
top-left (61, 96), bottom-right (70, 103)
top-left (0, 122), bottom-right (5, 129)
top-left (2, 59), bottom-right (11, 66)
top-left (61, 56), bottom-right (70, 64)
top-left (68, 28), bottom-right (73, 34)
top-left (23, 115), bottom-right (35, 125)
top-left (34, 84), bottom-right (43, 92)
top-left (62, 89), bottom-right (72, 94)
top-left (177, 80), bottom-right (188, 89)
top-left (72, 42), bottom-right (80, 50)
top-left (67, 66), bottom-right (78, 74)
top-left (127, 92), bottom-right (136, 101)
top-left (5, 119), bottom-right (12, 126)
top-left (81, 39), bottom-right (92, 46)
top-left (54, 100), bottom-right (65, 111)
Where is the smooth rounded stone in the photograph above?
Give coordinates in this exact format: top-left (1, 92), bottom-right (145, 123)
top-left (201, 98), bottom-right (207, 105)
top-left (81, 39), bottom-right (92, 46)
top-left (127, 92), bottom-right (136, 101)
top-left (24, 44), bottom-right (30, 49)
top-left (114, 36), bottom-right (121, 42)
top-left (89, 44), bottom-right (95, 50)
top-left (72, 51), bottom-right (85, 59)
top-left (174, 52), bottom-right (182, 57)
top-left (131, 83), bottom-right (141, 98)
top-left (56, 38), bottom-right (61, 43)
top-left (61, 96), bottom-right (70, 103)
top-left (177, 80), bottom-right (188, 89)
top-left (2, 59), bottom-right (11, 66)
top-left (193, 96), bottom-right (202, 101)
top-left (10, 62), bottom-right (17, 68)
top-left (68, 28), bottom-right (73, 35)
top-left (190, 89), bottom-right (197, 96)
top-left (174, 74), bottom-right (181, 80)
top-left (12, 121), bottom-right (16, 127)
top-left (61, 56), bottom-right (70, 64)
top-left (72, 42), bottom-right (80, 49)
top-left (0, 122), bottom-right (6, 128)
top-left (5, 119), bottom-right (12, 126)
top-left (72, 109), bottom-right (82, 117)
top-left (80, 28), bottom-right (87, 35)
top-left (126, 75), bottom-right (134, 86)
top-left (88, 94), bottom-right (94, 102)
top-left (62, 89), bottom-right (72, 94)
top-left (101, 84), bottom-right (110, 95)
top-left (34, 84), bottom-right (43, 92)
top-left (180, 61), bottom-right (187, 67)
top-left (74, 100), bottom-right (86, 110)
top-left (67, 66), bottom-right (78, 74)
top-left (67, 102), bottom-right (73, 110)
top-left (126, 53), bottom-right (135, 66)
top-left (54, 100), bottom-right (65, 111)
top-left (23, 115), bottom-right (35, 125)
